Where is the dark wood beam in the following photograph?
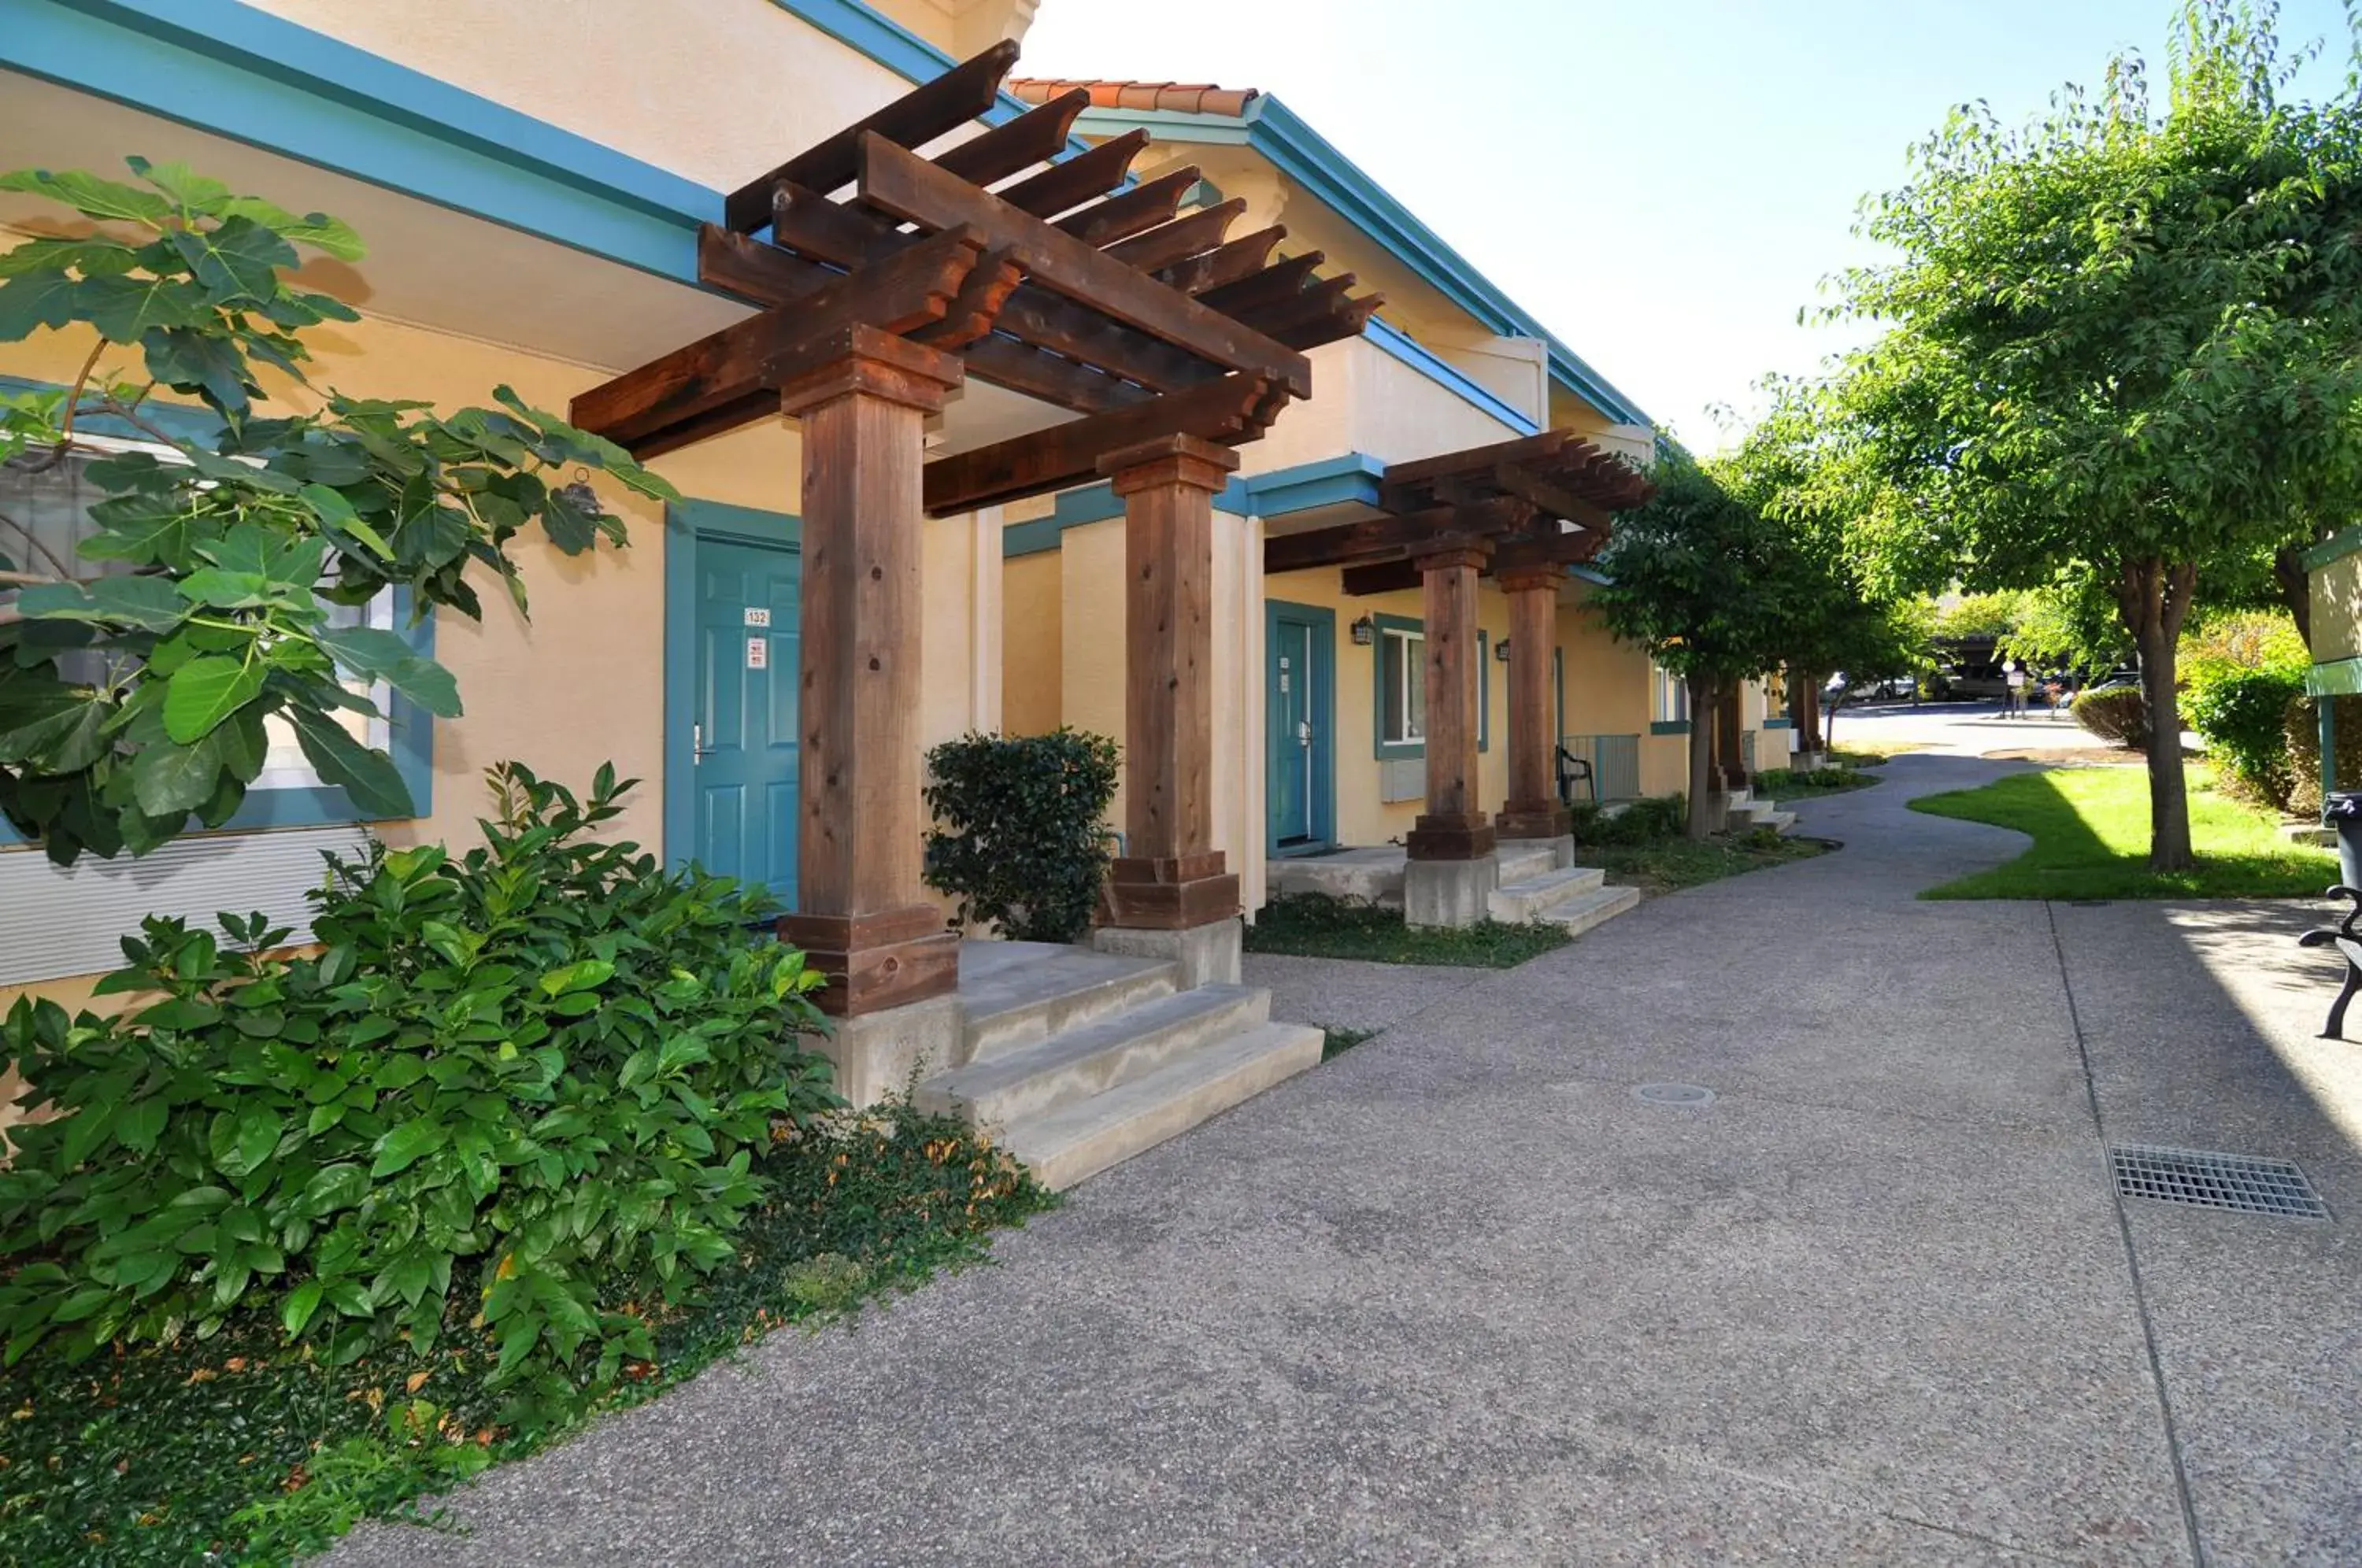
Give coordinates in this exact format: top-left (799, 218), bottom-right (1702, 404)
top-left (1056, 168), bottom-right (1201, 246)
top-left (922, 372), bottom-right (1282, 516)
top-left (932, 89), bottom-right (1087, 187)
top-left (772, 176), bottom-right (1226, 398)
top-left (911, 247), bottom-right (1024, 349)
top-left (1262, 497), bottom-right (1532, 574)
top-left (858, 133), bottom-right (1311, 398)
top-left (1232, 274), bottom-right (1357, 341)
top-left (572, 225), bottom-right (985, 450)
top-left (997, 129), bottom-right (1148, 219)
top-left (1154, 226), bottom-right (1285, 296)
top-left (1494, 460), bottom-right (1613, 530)
top-left (1339, 525), bottom-right (1605, 593)
top-left (699, 224), bottom-right (1146, 412)
top-left (1385, 428), bottom-right (1578, 492)
top-left (1198, 250), bottom-right (1324, 316)
top-left (1338, 558), bottom-right (1419, 596)
top-left (1101, 198), bottom-right (1245, 271)
top-left (1266, 290), bottom-right (1384, 352)
top-left (722, 39), bottom-right (1017, 228)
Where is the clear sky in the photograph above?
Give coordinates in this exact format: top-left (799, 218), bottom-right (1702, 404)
top-left (1017, 0), bottom-right (2357, 449)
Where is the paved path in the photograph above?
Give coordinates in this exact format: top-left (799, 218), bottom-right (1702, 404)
top-left (333, 757), bottom-right (2362, 1566)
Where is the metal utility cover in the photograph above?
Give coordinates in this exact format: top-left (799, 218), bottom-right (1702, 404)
top-left (2110, 1144), bottom-right (2330, 1219)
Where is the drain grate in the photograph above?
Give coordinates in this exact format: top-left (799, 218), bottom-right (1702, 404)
top-left (1631, 1082), bottom-right (1716, 1107)
top-left (2109, 1145), bottom-right (2329, 1219)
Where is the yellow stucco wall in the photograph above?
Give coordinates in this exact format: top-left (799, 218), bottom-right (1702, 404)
top-left (236, 1), bottom-right (951, 192)
top-left (2314, 553), bottom-right (2362, 665)
top-left (1250, 335), bottom-right (1528, 475)
top-left (1001, 550), bottom-right (1063, 735)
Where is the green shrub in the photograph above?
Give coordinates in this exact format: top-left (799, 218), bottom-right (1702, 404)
top-left (2285, 693), bottom-right (2362, 817)
top-left (2073, 685), bottom-right (2150, 749)
top-left (1568, 793), bottom-right (1686, 846)
top-left (924, 729), bottom-right (1119, 942)
top-left (0, 764), bottom-right (834, 1421)
top-left (2185, 668), bottom-right (2305, 808)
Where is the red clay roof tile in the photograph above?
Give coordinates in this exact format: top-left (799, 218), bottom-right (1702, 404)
top-left (1008, 77), bottom-right (1261, 118)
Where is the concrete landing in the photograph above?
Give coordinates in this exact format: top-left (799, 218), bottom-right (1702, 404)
top-left (1268, 840), bottom-right (1557, 911)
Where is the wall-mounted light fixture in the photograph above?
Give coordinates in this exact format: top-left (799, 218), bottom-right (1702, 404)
top-left (1495, 638), bottom-right (1512, 662)
top-left (1349, 615), bottom-right (1375, 646)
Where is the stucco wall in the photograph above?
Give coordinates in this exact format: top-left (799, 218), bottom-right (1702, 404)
top-left (2315, 553), bottom-right (2362, 665)
top-left (235, 0), bottom-right (949, 191)
top-left (1001, 549), bottom-right (1063, 734)
top-left (1250, 335), bottom-right (1528, 475)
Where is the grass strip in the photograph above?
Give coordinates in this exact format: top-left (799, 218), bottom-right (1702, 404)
top-left (1910, 764), bottom-right (2334, 900)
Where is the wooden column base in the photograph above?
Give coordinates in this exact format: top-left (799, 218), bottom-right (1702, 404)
top-left (1406, 812), bottom-right (1496, 861)
top-left (778, 904), bottom-right (958, 1019)
top-left (1496, 801), bottom-right (1572, 840)
top-left (1098, 852), bottom-right (1241, 930)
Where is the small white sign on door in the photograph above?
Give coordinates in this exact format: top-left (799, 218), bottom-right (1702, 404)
top-left (745, 636), bottom-right (768, 670)
top-left (743, 607), bottom-right (771, 627)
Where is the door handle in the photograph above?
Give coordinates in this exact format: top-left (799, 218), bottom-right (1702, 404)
top-left (1297, 721), bottom-right (1312, 746)
top-left (694, 721), bottom-right (716, 763)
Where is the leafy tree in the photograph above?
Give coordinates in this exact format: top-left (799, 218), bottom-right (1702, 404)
top-left (1592, 445), bottom-right (1796, 838)
top-left (1831, 2), bottom-right (2362, 869)
top-left (0, 159), bottom-right (675, 864)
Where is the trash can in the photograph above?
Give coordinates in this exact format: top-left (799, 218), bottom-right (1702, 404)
top-left (2329, 791), bottom-right (2362, 889)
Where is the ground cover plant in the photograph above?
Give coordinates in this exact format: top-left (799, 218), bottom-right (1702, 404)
top-left (1243, 895), bottom-right (1572, 968)
top-left (1568, 792), bottom-right (1831, 894)
top-left (0, 1111), bottom-right (1050, 1565)
top-left (1762, 764), bottom-right (1876, 802)
top-left (1911, 763), bottom-right (2334, 900)
top-left (1830, 741), bottom-right (1927, 767)
top-left (1318, 1026), bottom-right (1376, 1062)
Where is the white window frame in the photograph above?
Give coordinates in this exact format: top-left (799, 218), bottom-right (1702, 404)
top-left (1380, 625), bottom-right (1425, 745)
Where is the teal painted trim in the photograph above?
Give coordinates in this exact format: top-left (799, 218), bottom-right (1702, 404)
top-left (1649, 719), bottom-right (1691, 736)
top-left (1073, 96), bottom-right (1651, 427)
top-left (999, 453), bottom-right (1386, 559)
top-left (1363, 316), bottom-right (1538, 435)
top-left (1762, 717), bottom-right (1794, 730)
top-left (663, 499), bottom-right (802, 873)
top-left (0, 374), bottom-right (431, 838)
top-left (1569, 564), bottom-right (1612, 587)
top-left (8, 0), bottom-right (717, 282)
top-left (2308, 656), bottom-right (2362, 697)
top-left (1371, 610), bottom-right (1424, 760)
top-left (2301, 527), bottom-right (2362, 572)
top-left (1265, 597), bottom-right (1336, 852)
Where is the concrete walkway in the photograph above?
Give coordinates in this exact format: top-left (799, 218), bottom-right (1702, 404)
top-left (331, 756), bottom-right (2362, 1566)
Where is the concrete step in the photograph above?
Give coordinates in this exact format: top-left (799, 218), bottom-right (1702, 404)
top-left (957, 944), bottom-right (1178, 1062)
top-left (1543, 883), bottom-right (1642, 937)
top-left (998, 1019), bottom-right (1324, 1190)
top-left (916, 985), bottom-right (1268, 1126)
top-left (1486, 864), bottom-right (1607, 923)
top-left (1755, 808), bottom-right (1798, 834)
top-left (1494, 841), bottom-right (1560, 885)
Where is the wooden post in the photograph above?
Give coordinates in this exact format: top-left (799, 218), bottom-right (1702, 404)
top-left (775, 329), bottom-right (964, 1018)
top-left (1405, 542), bottom-right (1495, 861)
top-left (1497, 564), bottom-right (1570, 840)
top-left (1098, 433), bottom-right (1242, 929)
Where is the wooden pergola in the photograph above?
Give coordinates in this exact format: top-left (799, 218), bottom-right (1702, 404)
top-left (1261, 430), bottom-right (1652, 859)
top-left (572, 43), bottom-right (1379, 1017)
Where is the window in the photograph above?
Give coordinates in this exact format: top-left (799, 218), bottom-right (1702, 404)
top-left (1379, 622), bottom-right (1425, 747)
top-left (0, 435), bottom-right (405, 821)
top-left (1652, 660), bottom-right (1690, 725)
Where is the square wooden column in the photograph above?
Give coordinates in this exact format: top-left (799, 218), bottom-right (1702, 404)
top-left (775, 331), bottom-right (964, 1019)
top-left (1497, 564), bottom-right (1571, 840)
top-left (1097, 433), bottom-right (1242, 930)
top-left (1405, 543), bottom-right (1496, 862)
top-left (1716, 683), bottom-right (1747, 790)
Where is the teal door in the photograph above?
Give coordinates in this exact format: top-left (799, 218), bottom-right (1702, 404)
top-left (1266, 601), bottom-right (1333, 850)
top-left (692, 533), bottom-right (801, 902)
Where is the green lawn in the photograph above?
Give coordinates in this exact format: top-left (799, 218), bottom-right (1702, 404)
top-left (1910, 764), bottom-right (2334, 900)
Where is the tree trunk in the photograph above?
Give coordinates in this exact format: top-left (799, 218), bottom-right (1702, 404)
top-left (1790, 669), bottom-right (1822, 752)
top-left (2273, 542), bottom-right (2313, 655)
top-left (2116, 557), bottom-right (2197, 873)
top-left (1684, 671), bottom-right (1719, 840)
